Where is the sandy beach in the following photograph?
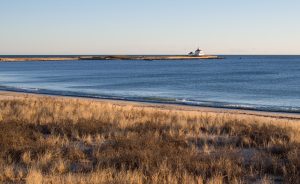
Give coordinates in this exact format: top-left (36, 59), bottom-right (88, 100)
top-left (1, 90), bottom-right (299, 121)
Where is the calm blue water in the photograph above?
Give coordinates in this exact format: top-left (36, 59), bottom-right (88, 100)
top-left (0, 56), bottom-right (300, 113)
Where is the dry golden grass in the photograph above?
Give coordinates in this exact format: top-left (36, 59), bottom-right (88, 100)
top-left (0, 95), bottom-right (299, 183)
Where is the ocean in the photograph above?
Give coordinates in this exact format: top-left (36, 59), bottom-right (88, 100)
top-left (0, 55), bottom-right (299, 113)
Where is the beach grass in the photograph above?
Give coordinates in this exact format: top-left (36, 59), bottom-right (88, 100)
top-left (0, 94), bottom-right (299, 183)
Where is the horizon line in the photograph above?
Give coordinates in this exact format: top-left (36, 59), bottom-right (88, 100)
top-left (1, 54), bottom-right (300, 56)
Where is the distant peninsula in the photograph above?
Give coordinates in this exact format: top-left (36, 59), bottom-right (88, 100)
top-left (0, 55), bottom-right (222, 62)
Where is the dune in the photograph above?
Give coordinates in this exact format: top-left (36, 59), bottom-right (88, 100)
top-left (0, 91), bottom-right (299, 183)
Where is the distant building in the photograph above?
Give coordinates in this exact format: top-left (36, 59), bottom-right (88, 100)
top-left (194, 48), bottom-right (205, 56)
top-left (188, 48), bottom-right (205, 56)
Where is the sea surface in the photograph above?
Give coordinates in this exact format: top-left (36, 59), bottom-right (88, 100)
top-left (0, 56), bottom-right (300, 113)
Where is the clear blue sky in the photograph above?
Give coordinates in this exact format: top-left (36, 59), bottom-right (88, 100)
top-left (1, 0), bottom-right (300, 55)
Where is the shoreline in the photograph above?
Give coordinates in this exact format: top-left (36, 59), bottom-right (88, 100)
top-left (1, 90), bottom-right (300, 121)
top-left (0, 55), bottom-right (222, 62)
top-left (1, 88), bottom-right (300, 118)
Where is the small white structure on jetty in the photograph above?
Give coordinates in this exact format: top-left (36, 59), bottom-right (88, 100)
top-left (188, 48), bottom-right (205, 56)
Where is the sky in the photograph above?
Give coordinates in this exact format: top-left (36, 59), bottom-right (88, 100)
top-left (0, 0), bottom-right (300, 55)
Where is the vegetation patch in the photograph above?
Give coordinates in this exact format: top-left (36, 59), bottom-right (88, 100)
top-left (0, 96), bottom-right (299, 183)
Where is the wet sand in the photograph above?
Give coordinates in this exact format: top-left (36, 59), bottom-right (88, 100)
top-left (1, 90), bottom-right (299, 122)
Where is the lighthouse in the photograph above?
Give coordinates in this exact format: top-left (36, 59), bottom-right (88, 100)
top-left (188, 48), bottom-right (205, 56)
top-left (194, 48), bottom-right (205, 56)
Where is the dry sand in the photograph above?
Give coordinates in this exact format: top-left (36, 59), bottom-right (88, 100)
top-left (1, 90), bottom-right (299, 122)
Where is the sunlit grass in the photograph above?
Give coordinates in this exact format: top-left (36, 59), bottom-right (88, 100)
top-left (0, 95), bottom-right (299, 183)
